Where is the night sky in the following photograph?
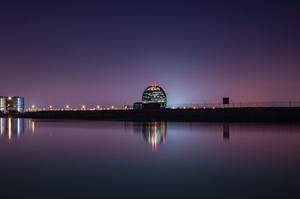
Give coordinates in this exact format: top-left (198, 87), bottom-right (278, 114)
top-left (0, 1), bottom-right (299, 108)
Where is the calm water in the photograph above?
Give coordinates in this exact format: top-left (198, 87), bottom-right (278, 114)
top-left (1, 118), bottom-right (300, 199)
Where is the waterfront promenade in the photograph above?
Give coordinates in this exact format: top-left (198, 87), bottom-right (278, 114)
top-left (2, 107), bottom-right (300, 122)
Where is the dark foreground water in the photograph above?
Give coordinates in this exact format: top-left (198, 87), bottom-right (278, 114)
top-left (0, 118), bottom-right (300, 199)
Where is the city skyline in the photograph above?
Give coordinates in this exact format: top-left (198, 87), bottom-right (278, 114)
top-left (1, 1), bottom-right (300, 107)
top-left (1, 2), bottom-right (300, 198)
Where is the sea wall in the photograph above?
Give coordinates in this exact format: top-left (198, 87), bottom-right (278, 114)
top-left (4, 107), bottom-right (300, 122)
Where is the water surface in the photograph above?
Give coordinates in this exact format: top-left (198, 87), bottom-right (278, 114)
top-left (0, 118), bottom-right (300, 198)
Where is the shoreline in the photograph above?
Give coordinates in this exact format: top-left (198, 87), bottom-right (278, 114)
top-left (1, 107), bottom-right (300, 123)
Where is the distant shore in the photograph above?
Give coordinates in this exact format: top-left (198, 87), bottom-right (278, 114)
top-left (1, 107), bottom-right (300, 122)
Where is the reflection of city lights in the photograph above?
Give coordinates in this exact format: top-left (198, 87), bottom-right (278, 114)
top-left (27, 120), bottom-right (31, 129)
top-left (8, 118), bottom-right (12, 140)
top-left (0, 118), bottom-right (4, 136)
top-left (141, 122), bottom-right (167, 153)
top-left (161, 123), bottom-right (166, 144)
top-left (151, 122), bottom-right (158, 152)
top-left (0, 118), bottom-right (25, 141)
top-left (31, 121), bottom-right (35, 133)
top-left (17, 118), bottom-right (21, 136)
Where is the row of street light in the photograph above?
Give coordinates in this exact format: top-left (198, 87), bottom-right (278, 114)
top-left (27, 104), bottom-right (129, 112)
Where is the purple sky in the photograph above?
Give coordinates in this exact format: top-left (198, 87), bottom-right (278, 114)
top-left (0, 1), bottom-right (300, 108)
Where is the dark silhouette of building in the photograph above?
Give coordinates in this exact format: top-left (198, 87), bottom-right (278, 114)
top-left (223, 97), bottom-right (230, 105)
top-left (133, 102), bottom-right (143, 110)
top-left (142, 103), bottom-right (161, 110)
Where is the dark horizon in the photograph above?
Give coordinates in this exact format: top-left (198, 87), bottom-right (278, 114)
top-left (1, 1), bottom-right (300, 107)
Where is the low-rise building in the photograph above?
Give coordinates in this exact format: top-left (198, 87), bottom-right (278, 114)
top-left (0, 96), bottom-right (24, 113)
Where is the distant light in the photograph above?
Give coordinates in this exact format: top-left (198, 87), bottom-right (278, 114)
top-left (49, 105), bottom-right (53, 109)
top-left (65, 105), bottom-right (70, 109)
top-left (111, 105), bottom-right (115, 109)
top-left (81, 105), bottom-right (86, 110)
top-left (193, 106), bottom-right (196, 109)
top-left (31, 105), bottom-right (35, 109)
top-left (96, 105), bottom-right (100, 110)
top-left (8, 97), bottom-right (12, 100)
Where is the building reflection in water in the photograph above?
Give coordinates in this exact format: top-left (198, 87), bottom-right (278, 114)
top-left (28, 120), bottom-right (35, 134)
top-left (0, 118), bottom-right (25, 140)
top-left (133, 122), bottom-right (167, 152)
top-left (223, 123), bottom-right (230, 141)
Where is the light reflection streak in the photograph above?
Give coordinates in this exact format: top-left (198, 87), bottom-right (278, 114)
top-left (31, 121), bottom-right (35, 134)
top-left (17, 118), bottom-right (21, 136)
top-left (145, 122), bottom-right (167, 152)
top-left (0, 118), bottom-right (3, 136)
top-left (0, 118), bottom-right (25, 141)
top-left (133, 122), bottom-right (167, 153)
top-left (8, 118), bottom-right (11, 140)
top-left (133, 122), bottom-right (229, 152)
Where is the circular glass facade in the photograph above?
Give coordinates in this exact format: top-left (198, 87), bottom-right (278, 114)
top-left (142, 85), bottom-right (167, 108)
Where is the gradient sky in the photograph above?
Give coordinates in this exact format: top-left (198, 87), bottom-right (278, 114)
top-left (0, 0), bottom-right (299, 108)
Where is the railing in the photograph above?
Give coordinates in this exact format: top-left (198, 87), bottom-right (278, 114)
top-left (168, 101), bottom-right (300, 109)
top-left (23, 101), bottom-right (300, 112)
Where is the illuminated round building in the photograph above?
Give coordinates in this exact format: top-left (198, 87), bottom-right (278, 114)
top-left (142, 84), bottom-right (167, 108)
